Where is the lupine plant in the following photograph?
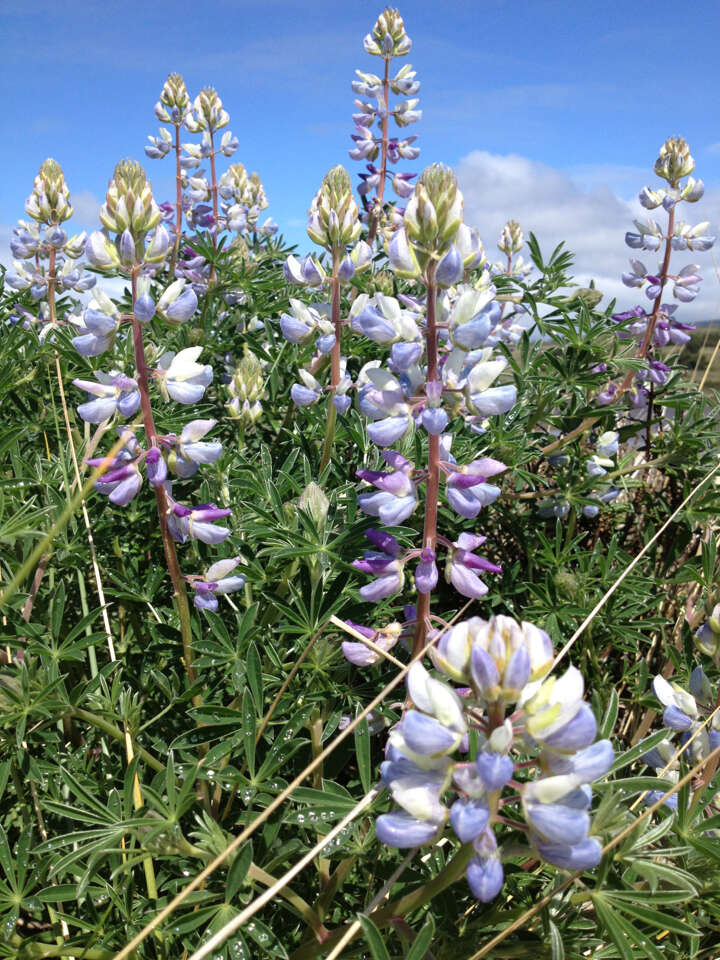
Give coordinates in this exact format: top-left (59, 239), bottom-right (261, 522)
top-left (348, 8), bottom-right (421, 242)
top-left (1, 7), bottom-right (720, 960)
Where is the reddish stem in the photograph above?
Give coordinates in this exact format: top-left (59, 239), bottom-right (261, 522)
top-left (414, 265), bottom-right (439, 656)
top-left (367, 55), bottom-right (391, 246)
top-left (130, 268), bottom-right (198, 697)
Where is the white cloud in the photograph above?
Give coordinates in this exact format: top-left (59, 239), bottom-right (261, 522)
top-left (456, 150), bottom-right (720, 322)
top-left (70, 190), bottom-right (101, 228)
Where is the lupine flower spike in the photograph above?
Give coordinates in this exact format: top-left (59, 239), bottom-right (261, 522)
top-left (349, 8), bottom-right (420, 242)
top-left (376, 616), bottom-right (613, 901)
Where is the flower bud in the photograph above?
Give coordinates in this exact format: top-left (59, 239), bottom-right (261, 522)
top-left (161, 73), bottom-right (189, 113)
top-left (298, 482), bottom-right (330, 528)
top-left (25, 159), bottom-right (73, 225)
top-left (307, 165), bottom-right (361, 252)
top-left (100, 159), bottom-right (162, 240)
top-left (364, 7), bottom-right (412, 58)
top-left (403, 164), bottom-right (463, 261)
top-left (187, 86), bottom-right (229, 133)
top-left (498, 220), bottom-right (523, 257)
top-left (654, 136), bottom-right (695, 185)
top-left (226, 346), bottom-right (265, 428)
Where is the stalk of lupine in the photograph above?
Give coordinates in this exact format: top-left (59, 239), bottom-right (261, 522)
top-left (602, 137), bottom-right (714, 417)
top-left (76, 160), bottom-right (234, 703)
top-left (182, 87), bottom-right (238, 274)
top-left (280, 165), bottom-right (369, 472)
top-left (146, 73), bottom-right (191, 277)
top-left (375, 615), bottom-right (613, 901)
top-left (347, 169), bottom-right (514, 659)
top-left (380, 165), bottom-right (511, 652)
top-left (6, 160), bottom-right (94, 339)
top-left (349, 8), bottom-right (420, 243)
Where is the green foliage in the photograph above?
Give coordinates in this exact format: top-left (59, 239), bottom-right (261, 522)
top-left (0, 219), bottom-right (719, 960)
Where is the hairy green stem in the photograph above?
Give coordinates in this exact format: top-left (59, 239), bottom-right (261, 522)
top-left (169, 123), bottom-right (183, 279)
top-left (71, 707), bottom-right (164, 772)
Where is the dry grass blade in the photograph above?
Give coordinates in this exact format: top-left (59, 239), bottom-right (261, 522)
top-left (186, 789), bottom-right (382, 960)
top-left (54, 353), bottom-right (116, 660)
top-left (112, 599), bottom-right (475, 960)
top-left (552, 460), bottom-right (720, 669)
top-left (0, 423), bottom-right (141, 611)
top-left (698, 336), bottom-right (720, 392)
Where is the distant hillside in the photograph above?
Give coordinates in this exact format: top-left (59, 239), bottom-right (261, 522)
top-left (677, 321), bottom-right (720, 392)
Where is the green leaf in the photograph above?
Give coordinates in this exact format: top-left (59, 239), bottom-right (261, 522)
top-left (599, 687), bottom-right (619, 739)
top-left (225, 842), bottom-right (253, 904)
top-left (406, 914), bottom-right (435, 960)
top-left (592, 896), bottom-right (634, 960)
top-left (357, 914), bottom-right (391, 960)
top-left (243, 915), bottom-right (288, 958)
top-left (354, 715), bottom-right (372, 794)
top-left (606, 895), bottom-right (698, 937)
top-left (247, 643), bottom-right (263, 713)
top-left (608, 729), bottom-right (669, 774)
top-left (242, 688), bottom-right (256, 779)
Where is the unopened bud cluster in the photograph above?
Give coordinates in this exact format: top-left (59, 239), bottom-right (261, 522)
top-left (226, 346), bottom-right (265, 428)
top-left (307, 166), bottom-right (363, 252)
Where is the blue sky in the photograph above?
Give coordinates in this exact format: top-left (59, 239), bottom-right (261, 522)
top-left (3, 0), bottom-right (720, 317)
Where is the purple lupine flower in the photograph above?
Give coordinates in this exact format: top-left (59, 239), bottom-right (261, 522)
top-left (73, 372), bottom-right (140, 423)
top-left (357, 367), bottom-right (412, 446)
top-left (156, 278), bottom-right (198, 323)
top-left (165, 419), bottom-right (223, 477)
top-left (446, 457), bottom-right (506, 519)
top-left (170, 502), bottom-right (232, 544)
top-left (446, 533), bottom-right (502, 599)
top-left (353, 528), bottom-right (404, 602)
top-left (157, 347), bottom-right (213, 404)
top-left (356, 450), bottom-right (418, 525)
top-left (283, 253), bottom-right (326, 287)
top-left (189, 556), bottom-right (246, 612)
top-left (291, 369), bottom-right (323, 407)
top-left (145, 447), bottom-right (168, 486)
top-left (435, 245), bottom-right (463, 288)
top-left (415, 548), bottom-right (438, 594)
top-left (375, 810), bottom-right (443, 848)
top-left (71, 300), bottom-right (120, 357)
top-left (466, 831), bottom-right (504, 902)
top-left (341, 619), bottom-right (402, 666)
top-left (93, 463), bottom-right (143, 507)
